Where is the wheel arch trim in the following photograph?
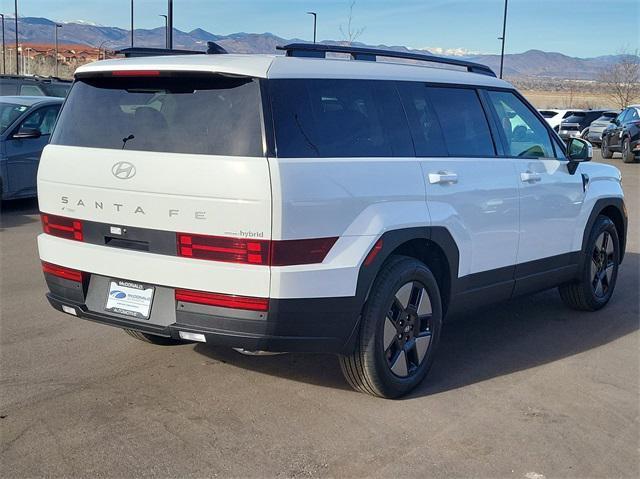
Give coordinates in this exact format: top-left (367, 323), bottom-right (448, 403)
top-left (354, 227), bottom-right (459, 315)
top-left (581, 198), bottom-right (627, 263)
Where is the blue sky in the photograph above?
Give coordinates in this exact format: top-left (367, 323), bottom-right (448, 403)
top-left (4, 0), bottom-right (639, 57)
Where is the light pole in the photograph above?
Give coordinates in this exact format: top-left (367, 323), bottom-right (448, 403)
top-left (54, 23), bottom-right (62, 77)
top-left (0, 14), bottom-right (5, 74)
top-left (130, 0), bottom-right (134, 47)
top-left (159, 14), bottom-right (168, 48)
top-left (167, 0), bottom-right (173, 49)
top-left (14, 0), bottom-right (19, 74)
top-left (306, 11), bottom-right (317, 43)
top-left (498, 0), bottom-right (508, 79)
top-left (24, 46), bottom-right (31, 74)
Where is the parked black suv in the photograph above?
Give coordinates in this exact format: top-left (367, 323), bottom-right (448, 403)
top-left (601, 105), bottom-right (640, 163)
top-left (0, 75), bottom-right (71, 97)
top-left (558, 110), bottom-right (607, 141)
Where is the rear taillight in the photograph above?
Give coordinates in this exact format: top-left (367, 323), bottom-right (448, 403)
top-left (177, 233), bottom-right (338, 266)
top-left (270, 237), bottom-right (338, 266)
top-left (177, 233), bottom-right (269, 265)
top-left (175, 288), bottom-right (268, 312)
top-left (42, 262), bottom-right (84, 282)
top-left (41, 214), bottom-right (83, 241)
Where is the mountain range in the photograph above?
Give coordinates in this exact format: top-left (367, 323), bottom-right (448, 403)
top-left (2, 16), bottom-right (634, 80)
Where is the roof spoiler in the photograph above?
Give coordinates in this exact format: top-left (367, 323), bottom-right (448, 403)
top-left (116, 42), bottom-right (228, 58)
top-left (276, 43), bottom-right (496, 77)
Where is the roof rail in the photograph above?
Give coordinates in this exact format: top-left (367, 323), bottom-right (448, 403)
top-left (276, 43), bottom-right (496, 77)
top-left (117, 42), bottom-right (227, 58)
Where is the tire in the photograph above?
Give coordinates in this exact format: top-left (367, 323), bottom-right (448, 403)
top-left (339, 256), bottom-right (442, 398)
top-left (601, 136), bottom-right (613, 159)
top-left (622, 138), bottom-right (635, 163)
top-left (559, 215), bottom-right (620, 311)
top-left (123, 328), bottom-right (186, 345)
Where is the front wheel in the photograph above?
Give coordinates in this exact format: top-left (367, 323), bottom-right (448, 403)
top-left (601, 136), bottom-right (613, 159)
top-left (559, 215), bottom-right (620, 311)
top-left (339, 256), bottom-right (442, 398)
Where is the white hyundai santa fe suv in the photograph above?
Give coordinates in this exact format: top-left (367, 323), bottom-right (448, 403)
top-left (38, 43), bottom-right (627, 398)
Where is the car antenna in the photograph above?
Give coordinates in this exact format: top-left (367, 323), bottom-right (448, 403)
top-left (121, 134), bottom-right (135, 150)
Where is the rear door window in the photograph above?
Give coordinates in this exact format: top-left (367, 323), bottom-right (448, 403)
top-left (396, 82), bottom-right (447, 157)
top-left (426, 87), bottom-right (495, 157)
top-left (486, 90), bottom-right (555, 158)
top-left (51, 75), bottom-right (263, 156)
top-left (269, 79), bottom-right (413, 158)
top-left (626, 108), bottom-right (640, 122)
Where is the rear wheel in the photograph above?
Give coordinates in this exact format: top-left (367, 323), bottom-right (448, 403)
top-left (622, 138), bottom-right (635, 163)
top-left (339, 256), bottom-right (442, 398)
top-left (559, 215), bottom-right (619, 311)
top-left (123, 329), bottom-right (186, 345)
top-left (601, 136), bottom-right (613, 159)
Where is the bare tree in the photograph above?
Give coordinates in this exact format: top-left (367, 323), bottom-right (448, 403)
top-left (598, 49), bottom-right (640, 109)
top-left (339, 1), bottom-right (365, 45)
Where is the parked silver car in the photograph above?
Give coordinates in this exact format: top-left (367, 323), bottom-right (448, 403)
top-left (585, 111), bottom-right (620, 146)
top-left (1, 96), bottom-right (63, 201)
top-left (558, 110), bottom-right (607, 140)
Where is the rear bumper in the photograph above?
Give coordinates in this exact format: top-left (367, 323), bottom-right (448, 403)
top-left (586, 130), bottom-right (604, 143)
top-left (558, 130), bottom-right (581, 139)
top-left (44, 273), bottom-right (361, 354)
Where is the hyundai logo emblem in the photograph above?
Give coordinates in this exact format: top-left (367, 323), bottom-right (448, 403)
top-left (112, 161), bottom-right (137, 180)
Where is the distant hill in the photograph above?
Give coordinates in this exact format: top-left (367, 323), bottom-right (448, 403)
top-left (3, 16), bottom-right (635, 80)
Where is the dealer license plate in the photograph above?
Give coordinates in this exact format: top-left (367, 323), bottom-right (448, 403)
top-left (105, 280), bottom-right (155, 320)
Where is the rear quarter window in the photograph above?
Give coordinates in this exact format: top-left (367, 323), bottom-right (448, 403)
top-left (51, 75), bottom-right (263, 157)
top-left (269, 79), bottom-right (413, 158)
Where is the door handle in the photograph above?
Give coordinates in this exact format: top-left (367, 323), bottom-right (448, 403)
top-left (428, 171), bottom-right (458, 184)
top-left (520, 171), bottom-right (541, 183)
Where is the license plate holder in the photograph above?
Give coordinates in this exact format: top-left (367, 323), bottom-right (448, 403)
top-left (105, 280), bottom-right (155, 320)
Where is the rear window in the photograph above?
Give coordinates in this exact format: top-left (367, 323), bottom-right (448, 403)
top-left (595, 113), bottom-right (617, 122)
top-left (51, 75), bottom-right (263, 156)
top-left (563, 113), bottom-right (586, 123)
top-left (539, 110), bottom-right (557, 118)
top-left (44, 83), bottom-right (71, 98)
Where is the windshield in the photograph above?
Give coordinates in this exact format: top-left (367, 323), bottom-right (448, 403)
top-left (51, 75), bottom-right (263, 156)
top-left (0, 102), bottom-right (29, 134)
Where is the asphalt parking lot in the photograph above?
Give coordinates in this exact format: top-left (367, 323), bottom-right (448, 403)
top-left (1, 151), bottom-right (638, 478)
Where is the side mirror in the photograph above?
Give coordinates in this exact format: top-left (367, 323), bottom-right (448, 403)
top-left (566, 138), bottom-right (592, 174)
top-left (13, 127), bottom-right (42, 139)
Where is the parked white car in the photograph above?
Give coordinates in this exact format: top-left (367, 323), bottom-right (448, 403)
top-left (539, 108), bottom-right (581, 131)
top-left (37, 44), bottom-right (627, 398)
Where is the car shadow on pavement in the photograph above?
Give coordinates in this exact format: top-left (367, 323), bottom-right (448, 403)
top-left (0, 198), bottom-right (40, 230)
top-left (194, 346), bottom-right (351, 391)
top-left (195, 254), bottom-right (640, 397)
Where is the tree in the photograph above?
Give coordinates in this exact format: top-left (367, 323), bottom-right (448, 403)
top-left (598, 50), bottom-right (640, 109)
top-left (339, 1), bottom-right (365, 45)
